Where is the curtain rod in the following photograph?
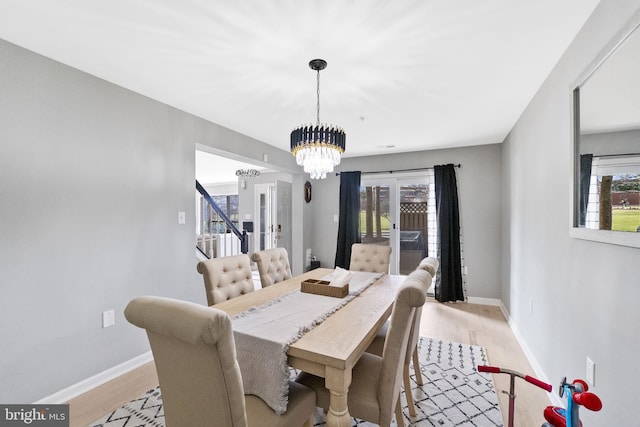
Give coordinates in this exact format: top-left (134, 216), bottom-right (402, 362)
top-left (335, 164), bottom-right (461, 176)
top-left (592, 153), bottom-right (640, 158)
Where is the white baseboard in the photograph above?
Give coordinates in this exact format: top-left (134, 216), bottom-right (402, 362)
top-left (498, 302), bottom-right (562, 407)
top-left (467, 296), bottom-right (502, 306)
top-left (446, 297), bottom-right (558, 405)
top-left (34, 351), bottom-right (153, 404)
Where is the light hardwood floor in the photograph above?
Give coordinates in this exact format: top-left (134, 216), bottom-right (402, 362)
top-left (69, 299), bottom-right (552, 427)
top-left (418, 298), bottom-right (552, 427)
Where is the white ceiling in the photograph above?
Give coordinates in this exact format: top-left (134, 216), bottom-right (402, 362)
top-left (0, 0), bottom-right (601, 159)
top-left (196, 151), bottom-right (268, 185)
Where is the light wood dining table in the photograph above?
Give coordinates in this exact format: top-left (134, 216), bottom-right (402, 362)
top-left (212, 267), bottom-right (404, 427)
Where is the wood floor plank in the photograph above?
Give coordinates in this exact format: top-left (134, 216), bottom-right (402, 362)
top-left (67, 361), bottom-right (158, 427)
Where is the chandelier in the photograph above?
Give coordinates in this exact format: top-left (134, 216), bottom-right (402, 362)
top-left (235, 169), bottom-right (261, 178)
top-left (290, 59), bottom-right (345, 179)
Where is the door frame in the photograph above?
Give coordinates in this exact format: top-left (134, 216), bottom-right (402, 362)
top-left (254, 183), bottom-right (275, 251)
top-left (361, 172), bottom-right (430, 274)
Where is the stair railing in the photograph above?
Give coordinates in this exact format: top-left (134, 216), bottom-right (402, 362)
top-left (196, 180), bottom-right (248, 258)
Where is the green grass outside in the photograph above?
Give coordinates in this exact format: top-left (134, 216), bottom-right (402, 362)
top-left (359, 211), bottom-right (390, 234)
top-left (612, 209), bottom-right (640, 232)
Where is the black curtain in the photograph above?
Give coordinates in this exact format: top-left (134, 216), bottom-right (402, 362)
top-left (579, 153), bottom-right (593, 226)
top-left (334, 171), bottom-right (361, 268)
top-left (434, 164), bottom-right (464, 303)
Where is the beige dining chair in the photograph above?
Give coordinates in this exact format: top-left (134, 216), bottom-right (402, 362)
top-left (296, 268), bottom-right (429, 427)
top-left (367, 259), bottom-right (438, 417)
top-left (124, 296), bottom-right (316, 427)
top-left (250, 248), bottom-right (292, 288)
top-left (349, 243), bottom-right (392, 273)
top-left (196, 254), bottom-right (255, 306)
top-left (417, 256), bottom-right (439, 277)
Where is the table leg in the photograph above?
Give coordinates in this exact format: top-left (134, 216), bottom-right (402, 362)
top-left (325, 366), bottom-right (352, 427)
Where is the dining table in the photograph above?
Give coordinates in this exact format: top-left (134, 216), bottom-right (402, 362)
top-left (212, 267), bottom-right (404, 427)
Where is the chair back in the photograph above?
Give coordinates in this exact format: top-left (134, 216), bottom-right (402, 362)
top-left (404, 269), bottom-right (433, 365)
top-left (196, 254), bottom-right (254, 305)
top-left (250, 248), bottom-right (292, 287)
top-left (407, 258), bottom-right (439, 365)
top-left (349, 243), bottom-right (392, 273)
top-left (124, 296), bottom-right (248, 427)
top-left (378, 269), bottom-right (429, 424)
top-left (417, 257), bottom-right (439, 277)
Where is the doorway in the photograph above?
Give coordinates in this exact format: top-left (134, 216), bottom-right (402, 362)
top-left (254, 181), bottom-right (292, 257)
top-left (255, 183), bottom-right (274, 252)
top-left (360, 173), bottom-right (434, 274)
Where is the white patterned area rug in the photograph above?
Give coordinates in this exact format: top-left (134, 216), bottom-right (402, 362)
top-left (89, 337), bottom-right (502, 427)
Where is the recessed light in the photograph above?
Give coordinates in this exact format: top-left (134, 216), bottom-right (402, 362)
top-left (376, 145), bottom-right (395, 149)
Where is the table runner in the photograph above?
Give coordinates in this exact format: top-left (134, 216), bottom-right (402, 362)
top-left (231, 271), bottom-right (383, 414)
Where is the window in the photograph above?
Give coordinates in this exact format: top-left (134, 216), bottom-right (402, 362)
top-left (198, 194), bottom-right (239, 235)
top-left (585, 156), bottom-right (640, 232)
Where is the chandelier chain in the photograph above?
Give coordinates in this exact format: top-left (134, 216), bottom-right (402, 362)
top-left (316, 69), bottom-right (321, 126)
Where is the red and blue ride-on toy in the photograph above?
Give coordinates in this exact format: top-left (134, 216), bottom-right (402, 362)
top-left (542, 377), bottom-right (602, 427)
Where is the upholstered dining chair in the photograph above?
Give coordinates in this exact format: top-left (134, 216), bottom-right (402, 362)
top-left (367, 259), bottom-right (438, 417)
top-left (124, 296), bottom-right (316, 427)
top-left (296, 269), bottom-right (429, 427)
top-left (349, 243), bottom-right (392, 273)
top-left (250, 247), bottom-right (292, 288)
top-left (417, 256), bottom-right (439, 277)
top-left (196, 254), bottom-right (254, 306)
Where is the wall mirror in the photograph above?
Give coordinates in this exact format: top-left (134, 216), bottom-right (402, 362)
top-left (572, 11), bottom-right (640, 248)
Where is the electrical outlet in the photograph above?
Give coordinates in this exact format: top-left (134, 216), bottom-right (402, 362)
top-left (586, 357), bottom-right (596, 386)
top-left (102, 310), bottom-right (115, 328)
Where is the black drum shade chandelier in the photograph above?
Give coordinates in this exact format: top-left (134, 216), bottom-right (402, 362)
top-left (290, 59), bottom-right (346, 179)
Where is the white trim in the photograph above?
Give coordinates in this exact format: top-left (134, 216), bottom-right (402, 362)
top-left (570, 227), bottom-right (640, 249)
top-left (34, 351), bottom-right (153, 404)
top-left (466, 296), bottom-right (501, 306)
top-left (498, 302), bottom-right (562, 407)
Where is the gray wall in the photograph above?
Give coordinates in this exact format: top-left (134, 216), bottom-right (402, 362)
top-left (0, 38), bottom-right (299, 403)
top-left (502, 1), bottom-right (640, 425)
top-left (311, 144), bottom-right (503, 299)
top-left (581, 128), bottom-right (640, 156)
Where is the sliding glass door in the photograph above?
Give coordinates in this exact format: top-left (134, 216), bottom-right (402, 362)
top-left (360, 173), bottom-right (433, 274)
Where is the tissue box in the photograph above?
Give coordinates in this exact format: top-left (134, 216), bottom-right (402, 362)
top-left (301, 279), bottom-right (349, 298)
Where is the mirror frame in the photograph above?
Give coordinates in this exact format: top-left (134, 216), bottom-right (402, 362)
top-left (570, 9), bottom-right (640, 249)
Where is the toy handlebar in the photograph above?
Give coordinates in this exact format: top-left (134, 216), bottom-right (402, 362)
top-left (478, 365), bottom-right (553, 392)
top-left (477, 365), bottom-right (501, 374)
top-left (573, 391), bottom-right (603, 411)
top-left (557, 378), bottom-right (603, 412)
top-left (526, 375), bottom-right (553, 392)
